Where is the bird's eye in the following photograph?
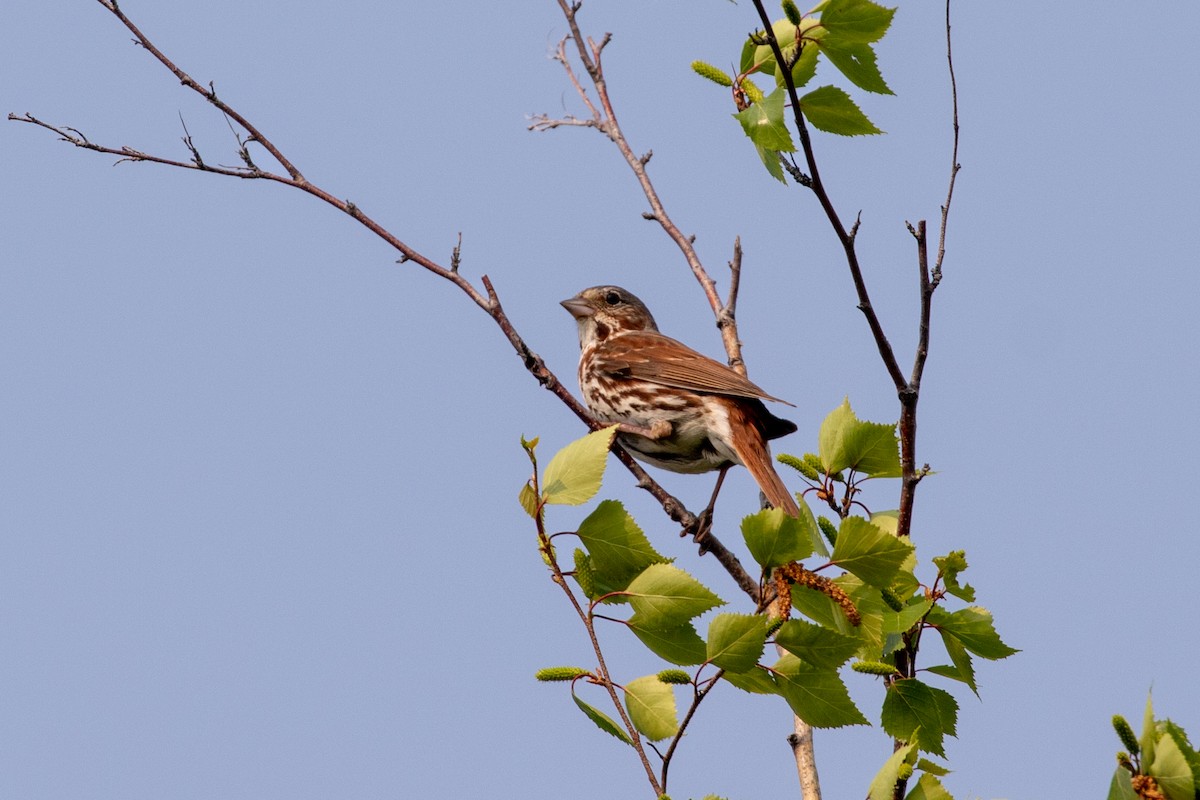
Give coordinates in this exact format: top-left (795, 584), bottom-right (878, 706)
top-left (604, 291), bottom-right (622, 306)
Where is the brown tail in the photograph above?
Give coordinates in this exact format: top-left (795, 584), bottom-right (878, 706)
top-left (728, 403), bottom-right (800, 517)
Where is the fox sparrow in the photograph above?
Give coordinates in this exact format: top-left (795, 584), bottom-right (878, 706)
top-left (562, 285), bottom-right (799, 517)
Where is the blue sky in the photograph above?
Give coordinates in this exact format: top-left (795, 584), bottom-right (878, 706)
top-left (4, 2), bottom-right (1199, 799)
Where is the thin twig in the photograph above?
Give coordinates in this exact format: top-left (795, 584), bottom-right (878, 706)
top-left (748, 0), bottom-right (906, 394)
top-left (547, 0), bottom-right (751, 374)
top-left (8, 2), bottom-right (764, 599)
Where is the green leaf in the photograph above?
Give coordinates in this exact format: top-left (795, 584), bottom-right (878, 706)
top-left (788, 38), bottom-right (821, 88)
top-left (916, 757), bottom-right (951, 777)
top-left (800, 493), bottom-right (831, 558)
top-left (1141, 692), bottom-right (1158, 768)
top-left (572, 692), bottom-right (632, 744)
top-left (742, 19), bottom-right (799, 77)
top-left (541, 426), bottom-right (617, 505)
top-left (882, 596), bottom-right (933, 635)
top-left (926, 605), bottom-right (1018, 660)
top-left (868, 742), bottom-right (915, 800)
top-left (742, 506), bottom-right (813, 569)
top-left (817, 38), bottom-right (892, 95)
top-left (722, 666), bottom-right (779, 695)
top-left (819, 0), bottom-right (896, 43)
top-left (881, 679), bottom-right (958, 758)
top-left (1107, 767), bottom-right (1136, 800)
top-left (518, 481), bottom-right (539, 518)
top-left (624, 675), bottom-right (679, 742)
top-left (933, 550), bottom-right (975, 602)
top-left (1161, 720), bottom-right (1200, 796)
top-left (906, 773), bottom-right (954, 800)
top-left (733, 86), bottom-right (796, 153)
top-left (577, 500), bottom-right (669, 594)
top-left (800, 85), bottom-right (881, 136)
top-left (774, 618), bottom-right (860, 669)
top-left (625, 564), bottom-right (724, 628)
top-left (831, 516), bottom-right (914, 588)
top-left (772, 653), bottom-right (869, 728)
top-left (931, 630), bottom-right (978, 696)
top-left (706, 613), bottom-right (769, 673)
top-left (627, 617), bottom-right (708, 666)
top-left (818, 398), bottom-right (900, 476)
top-left (1150, 731), bottom-right (1196, 800)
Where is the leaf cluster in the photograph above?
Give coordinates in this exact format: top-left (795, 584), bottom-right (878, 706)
top-left (692, 0), bottom-right (897, 181)
top-left (1109, 696), bottom-right (1200, 800)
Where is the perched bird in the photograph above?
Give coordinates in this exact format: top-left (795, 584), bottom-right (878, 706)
top-left (561, 285), bottom-right (799, 517)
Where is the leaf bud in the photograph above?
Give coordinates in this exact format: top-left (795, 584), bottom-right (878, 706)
top-left (741, 79), bottom-right (765, 105)
top-left (817, 515), bottom-right (838, 547)
top-left (1116, 752), bottom-right (1135, 773)
top-left (1112, 715), bottom-right (1140, 756)
top-left (880, 587), bottom-right (905, 612)
top-left (535, 666), bottom-right (591, 682)
top-left (782, 0), bottom-right (803, 26)
top-left (573, 548), bottom-right (596, 598)
top-left (851, 660), bottom-right (899, 676)
top-left (656, 669), bottom-right (692, 685)
top-left (778, 453), bottom-right (820, 482)
top-left (691, 60), bottom-right (733, 88)
top-left (896, 762), bottom-right (914, 780)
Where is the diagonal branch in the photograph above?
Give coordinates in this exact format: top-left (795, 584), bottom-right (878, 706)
top-left (9, 0), bottom-right (763, 602)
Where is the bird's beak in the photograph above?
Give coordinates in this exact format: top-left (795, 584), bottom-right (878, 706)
top-left (560, 297), bottom-right (594, 319)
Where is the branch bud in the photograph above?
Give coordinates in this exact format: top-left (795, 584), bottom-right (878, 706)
top-left (1112, 715), bottom-right (1140, 756)
top-left (535, 666), bottom-right (592, 682)
top-left (782, 0), bottom-right (803, 26)
top-left (690, 60), bottom-right (733, 88)
top-left (851, 660), bottom-right (899, 676)
top-left (656, 669), bottom-right (692, 685)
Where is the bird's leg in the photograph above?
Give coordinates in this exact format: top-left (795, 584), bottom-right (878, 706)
top-left (686, 464), bottom-right (731, 545)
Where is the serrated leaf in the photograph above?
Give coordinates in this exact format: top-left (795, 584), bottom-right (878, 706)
top-left (743, 19), bottom-right (800, 76)
top-left (625, 564), bottom-right (724, 628)
top-left (734, 86), bottom-right (796, 153)
top-left (772, 653), bottom-right (868, 728)
top-left (627, 617), bottom-right (708, 666)
top-left (541, 426), bottom-right (617, 505)
top-left (706, 613), bottom-right (769, 673)
top-left (831, 516), bottom-right (914, 588)
top-left (819, 0), bottom-right (896, 43)
top-left (742, 506), bottom-right (813, 569)
top-left (882, 596), bottom-right (932, 634)
top-left (800, 85), bottom-right (881, 135)
top-left (933, 550), bottom-right (975, 602)
top-left (1150, 731), bottom-right (1195, 800)
top-left (818, 398), bottom-right (900, 476)
top-left (926, 605), bottom-right (1018, 660)
top-left (868, 742), bottom-right (915, 800)
top-left (906, 773), bottom-right (954, 800)
top-left (916, 757), bottom-right (951, 777)
top-left (518, 481), bottom-right (539, 518)
top-left (577, 500), bottom-right (669, 594)
top-left (757, 144), bottom-right (788, 184)
top-left (722, 666), bottom-right (780, 695)
top-left (790, 573), bottom-right (885, 650)
top-left (818, 37), bottom-right (891, 95)
top-left (774, 618), bottom-right (860, 669)
top-left (572, 692), bottom-right (632, 744)
top-left (1161, 721), bottom-right (1200, 795)
top-left (624, 675), bottom-right (679, 742)
top-left (940, 630), bottom-right (978, 696)
top-left (881, 679), bottom-right (958, 757)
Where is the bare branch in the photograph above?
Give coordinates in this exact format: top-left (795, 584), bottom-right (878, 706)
top-left (548, 0), bottom-right (750, 374)
top-left (9, 3), bottom-right (764, 599)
